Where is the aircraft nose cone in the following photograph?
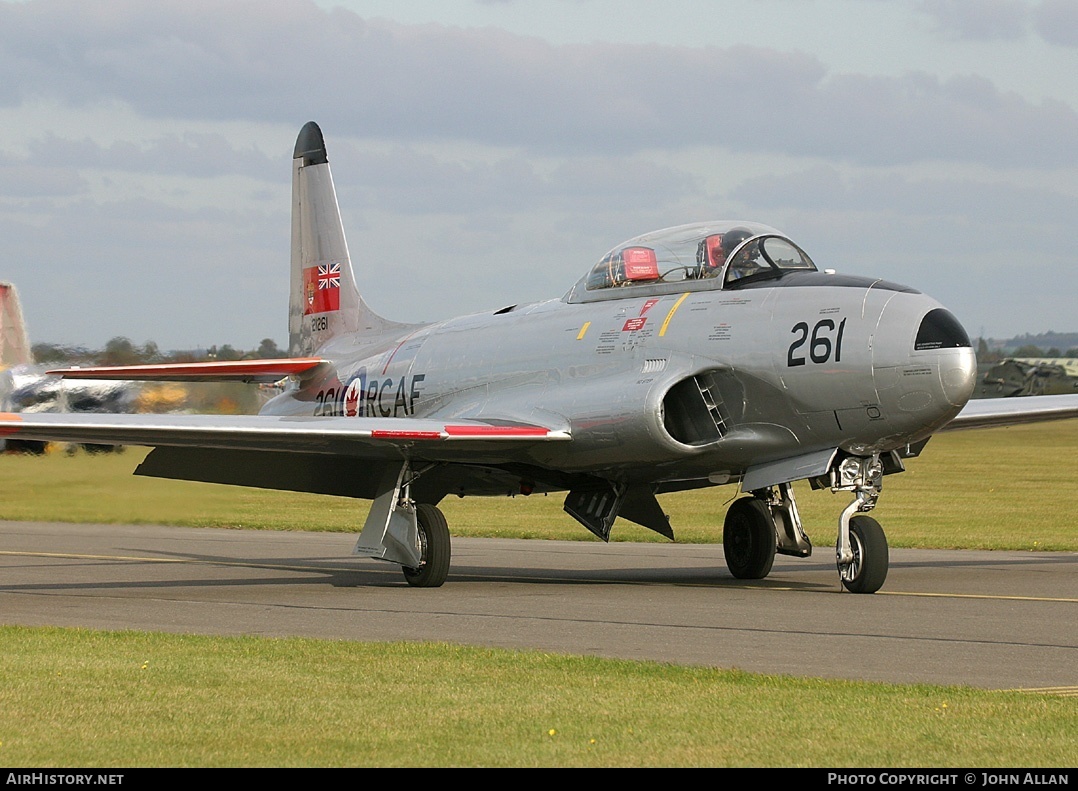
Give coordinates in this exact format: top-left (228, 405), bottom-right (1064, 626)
top-left (873, 303), bottom-right (976, 439)
top-left (939, 344), bottom-right (977, 407)
top-left (912, 307), bottom-right (977, 408)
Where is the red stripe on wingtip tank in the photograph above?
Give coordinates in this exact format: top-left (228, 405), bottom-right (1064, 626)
top-left (46, 358), bottom-right (323, 378)
top-left (370, 429), bottom-right (444, 440)
top-left (0, 412), bottom-right (23, 437)
top-left (443, 425), bottom-right (550, 437)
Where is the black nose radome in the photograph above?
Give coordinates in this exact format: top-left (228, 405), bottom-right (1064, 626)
top-left (915, 309), bottom-right (971, 351)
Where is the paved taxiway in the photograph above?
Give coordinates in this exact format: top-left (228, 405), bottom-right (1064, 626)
top-left (1, 520), bottom-right (1075, 691)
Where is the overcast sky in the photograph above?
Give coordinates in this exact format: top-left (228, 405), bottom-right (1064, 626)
top-left (1, 0), bottom-right (1075, 351)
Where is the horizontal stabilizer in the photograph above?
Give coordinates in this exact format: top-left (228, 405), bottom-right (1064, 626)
top-left (46, 358), bottom-right (329, 383)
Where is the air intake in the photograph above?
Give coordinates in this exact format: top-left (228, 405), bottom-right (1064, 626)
top-left (662, 372), bottom-right (729, 446)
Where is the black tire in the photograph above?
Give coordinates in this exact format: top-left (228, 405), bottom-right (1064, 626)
top-left (723, 497), bottom-right (777, 579)
top-left (839, 515), bottom-right (889, 594)
top-left (402, 503), bottom-right (451, 588)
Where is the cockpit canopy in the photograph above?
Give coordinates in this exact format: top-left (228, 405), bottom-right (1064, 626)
top-left (569, 222), bottom-right (817, 302)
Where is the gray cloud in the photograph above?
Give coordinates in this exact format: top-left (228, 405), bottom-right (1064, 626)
top-left (332, 143), bottom-right (699, 216)
top-left (735, 165), bottom-right (1078, 226)
top-left (916, 0), bottom-right (1029, 41)
top-left (25, 133), bottom-right (278, 179)
top-left (789, 71), bottom-right (1078, 167)
top-left (0, 159), bottom-right (88, 197)
top-left (1034, 0), bottom-right (1078, 46)
top-left (1, 0), bottom-right (1075, 168)
top-left (916, 0), bottom-right (1078, 48)
top-left (1, 192), bottom-right (288, 348)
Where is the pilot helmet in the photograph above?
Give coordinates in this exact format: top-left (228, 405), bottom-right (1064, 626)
top-left (720, 227), bottom-right (753, 257)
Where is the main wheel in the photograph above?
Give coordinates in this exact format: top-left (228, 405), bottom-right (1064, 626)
top-left (723, 497), bottom-right (777, 579)
top-left (402, 503), bottom-right (451, 588)
top-left (839, 515), bottom-right (888, 594)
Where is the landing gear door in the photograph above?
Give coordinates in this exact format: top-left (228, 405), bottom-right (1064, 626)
top-left (354, 461), bottom-right (422, 568)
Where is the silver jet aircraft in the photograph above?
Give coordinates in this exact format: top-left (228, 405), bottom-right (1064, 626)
top-left (4, 122), bottom-right (1076, 593)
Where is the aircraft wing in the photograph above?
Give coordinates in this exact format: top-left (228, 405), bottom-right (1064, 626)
top-left (46, 358), bottom-right (330, 383)
top-left (0, 411), bottom-right (571, 458)
top-left (941, 394), bottom-right (1078, 432)
top-left (5, 394), bottom-right (1073, 453)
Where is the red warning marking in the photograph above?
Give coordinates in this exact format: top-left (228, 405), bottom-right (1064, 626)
top-left (444, 425), bottom-right (551, 437)
top-left (46, 359), bottom-right (323, 380)
top-left (370, 429), bottom-right (443, 440)
top-left (0, 412), bottom-right (23, 437)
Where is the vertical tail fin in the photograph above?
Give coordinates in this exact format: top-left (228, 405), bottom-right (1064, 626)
top-left (0, 281), bottom-right (32, 368)
top-left (288, 122), bottom-right (406, 356)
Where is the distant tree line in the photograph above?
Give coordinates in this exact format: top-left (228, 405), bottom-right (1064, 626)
top-left (1009, 345), bottom-right (1078, 358)
top-left (31, 337), bottom-right (289, 366)
top-left (975, 338), bottom-right (1078, 364)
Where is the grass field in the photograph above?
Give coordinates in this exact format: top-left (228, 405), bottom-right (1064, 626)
top-left (0, 627), bottom-right (1074, 768)
top-left (1, 420), bottom-right (1075, 767)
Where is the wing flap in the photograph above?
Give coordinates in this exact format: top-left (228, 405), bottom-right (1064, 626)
top-left (46, 358), bottom-right (330, 383)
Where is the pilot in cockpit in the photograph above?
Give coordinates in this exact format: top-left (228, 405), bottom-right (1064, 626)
top-left (720, 227), bottom-right (763, 282)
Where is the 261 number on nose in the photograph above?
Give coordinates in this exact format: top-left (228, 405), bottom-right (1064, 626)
top-left (788, 318), bottom-right (846, 366)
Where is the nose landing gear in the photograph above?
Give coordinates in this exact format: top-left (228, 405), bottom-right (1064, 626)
top-left (832, 455), bottom-right (889, 593)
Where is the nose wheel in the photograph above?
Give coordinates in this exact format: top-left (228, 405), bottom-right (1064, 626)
top-left (832, 455), bottom-right (889, 593)
top-left (838, 515), bottom-right (888, 593)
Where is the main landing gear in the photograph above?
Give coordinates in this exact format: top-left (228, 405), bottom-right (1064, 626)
top-left (722, 497), bottom-right (776, 579)
top-left (402, 503), bottom-right (451, 588)
top-left (721, 454), bottom-right (889, 593)
top-left (353, 461), bottom-right (452, 588)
